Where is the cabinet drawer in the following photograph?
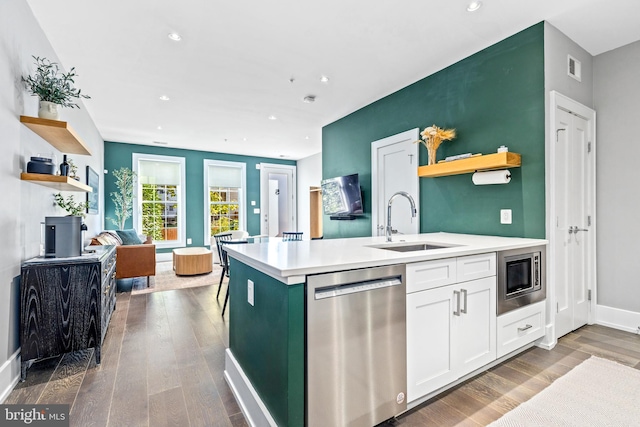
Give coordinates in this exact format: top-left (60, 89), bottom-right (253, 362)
top-left (406, 258), bottom-right (457, 293)
top-left (496, 301), bottom-right (545, 358)
top-left (457, 253), bottom-right (496, 283)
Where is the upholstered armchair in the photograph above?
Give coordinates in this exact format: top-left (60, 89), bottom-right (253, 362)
top-left (91, 231), bottom-right (156, 286)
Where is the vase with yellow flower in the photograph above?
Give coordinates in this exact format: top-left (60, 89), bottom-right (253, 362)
top-left (416, 124), bottom-right (456, 165)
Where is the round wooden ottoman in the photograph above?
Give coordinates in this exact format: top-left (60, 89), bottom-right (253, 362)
top-left (173, 247), bottom-right (213, 275)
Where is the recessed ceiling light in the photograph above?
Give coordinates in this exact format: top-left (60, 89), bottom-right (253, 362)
top-left (467, 1), bottom-right (482, 12)
top-left (157, 126), bottom-right (163, 130)
top-left (303, 95), bottom-right (316, 103)
top-left (305, 136), bottom-right (309, 140)
top-left (168, 32), bottom-right (182, 42)
top-left (268, 115), bottom-right (277, 120)
top-left (159, 95), bottom-right (170, 101)
top-left (320, 75), bottom-right (330, 83)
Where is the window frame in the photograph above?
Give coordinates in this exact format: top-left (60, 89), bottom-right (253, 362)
top-left (132, 153), bottom-right (186, 249)
top-left (203, 159), bottom-right (247, 246)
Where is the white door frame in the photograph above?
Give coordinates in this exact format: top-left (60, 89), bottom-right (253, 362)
top-left (544, 90), bottom-right (597, 348)
top-left (371, 128), bottom-right (420, 237)
top-left (260, 163), bottom-right (297, 236)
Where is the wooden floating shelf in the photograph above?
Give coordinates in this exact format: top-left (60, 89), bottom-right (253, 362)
top-left (418, 152), bottom-right (521, 178)
top-left (21, 173), bottom-right (92, 192)
top-left (20, 116), bottom-right (92, 155)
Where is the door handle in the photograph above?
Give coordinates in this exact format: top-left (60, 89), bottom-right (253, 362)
top-left (460, 289), bottom-right (468, 314)
top-left (569, 225), bottom-right (588, 234)
top-left (453, 290), bottom-right (461, 316)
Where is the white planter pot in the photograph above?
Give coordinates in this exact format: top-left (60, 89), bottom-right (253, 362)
top-left (38, 100), bottom-right (60, 120)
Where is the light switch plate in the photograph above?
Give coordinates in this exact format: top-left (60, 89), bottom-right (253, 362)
top-left (251, 200), bottom-right (256, 206)
top-left (187, 238), bottom-right (192, 244)
top-left (500, 209), bottom-right (512, 224)
top-left (253, 208), bottom-right (260, 214)
top-left (247, 280), bottom-right (254, 306)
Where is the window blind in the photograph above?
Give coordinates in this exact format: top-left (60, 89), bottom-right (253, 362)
top-left (139, 160), bottom-right (181, 185)
top-left (208, 164), bottom-right (242, 188)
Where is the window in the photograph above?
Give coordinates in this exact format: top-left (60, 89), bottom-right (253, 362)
top-left (204, 160), bottom-right (246, 241)
top-left (133, 154), bottom-right (186, 248)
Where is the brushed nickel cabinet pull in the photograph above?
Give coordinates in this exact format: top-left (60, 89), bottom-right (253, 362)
top-left (453, 290), bottom-right (461, 316)
top-left (518, 324), bottom-right (533, 332)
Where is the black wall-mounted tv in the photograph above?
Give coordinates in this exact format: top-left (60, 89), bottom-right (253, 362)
top-left (321, 173), bottom-right (364, 220)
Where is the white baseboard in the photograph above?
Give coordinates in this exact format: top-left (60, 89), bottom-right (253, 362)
top-left (0, 350), bottom-right (21, 403)
top-left (156, 253), bottom-right (172, 262)
top-left (224, 349), bottom-right (277, 427)
top-left (596, 304), bottom-right (640, 333)
top-left (537, 323), bottom-right (556, 350)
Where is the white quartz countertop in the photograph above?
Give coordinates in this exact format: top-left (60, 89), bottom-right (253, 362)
top-left (225, 233), bottom-right (547, 284)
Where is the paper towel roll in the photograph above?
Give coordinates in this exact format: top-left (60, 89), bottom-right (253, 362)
top-left (472, 169), bottom-right (511, 185)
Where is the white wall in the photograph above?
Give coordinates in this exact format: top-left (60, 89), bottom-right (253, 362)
top-left (593, 40), bottom-right (640, 313)
top-left (296, 153), bottom-right (322, 238)
top-left (0, 0), bottom-right (105, 401)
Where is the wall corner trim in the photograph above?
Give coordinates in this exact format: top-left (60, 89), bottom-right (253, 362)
top-left (0, 349), bottom-right (21, 403)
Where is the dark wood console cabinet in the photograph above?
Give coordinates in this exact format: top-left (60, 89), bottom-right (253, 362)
top-left (20, 245), bottom-right (116, 380)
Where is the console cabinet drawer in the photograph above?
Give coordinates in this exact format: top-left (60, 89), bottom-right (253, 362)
top-left (457, 253), bottom-right (496, 283)
top-left (406, 258), bottom-right (457, 294)
top-left (496, 300), bottom-right (545, 358)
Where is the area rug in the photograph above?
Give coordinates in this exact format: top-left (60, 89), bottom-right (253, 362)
top-left (127, 261), bottom-right (224, 295)
top-left (488, 356), bottom-right (640, 426)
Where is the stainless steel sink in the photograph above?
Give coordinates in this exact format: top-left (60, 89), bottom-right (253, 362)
top-left (371, 242), bottom-right (459, 252)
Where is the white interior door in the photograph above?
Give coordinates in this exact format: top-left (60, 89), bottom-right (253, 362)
top-left (268, 179), bottom-right (279, 236)
top-left (260, 163), bottom-right (297, 237)
top-left (372, 129), bottom-right (420, 237)
top-left (552, 92), bottom-right (595, 339)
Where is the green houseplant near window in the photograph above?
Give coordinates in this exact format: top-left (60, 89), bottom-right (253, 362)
top-left (108, 167), bottom-right (136, 230)
top-left (22, 55), bottom-right (91, 120)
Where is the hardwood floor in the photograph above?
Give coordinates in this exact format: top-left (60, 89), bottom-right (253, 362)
top-left (7, 284), bottom-right (246, 427)
top-left (7, 282), bottom-right (640, 427)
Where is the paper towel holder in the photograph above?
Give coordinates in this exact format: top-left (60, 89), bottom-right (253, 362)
top-left (472, 169), bottom-right (511, 185)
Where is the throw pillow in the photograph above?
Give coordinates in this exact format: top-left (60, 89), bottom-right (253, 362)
top-left (95, 231), bottom-right (121, 246)
top-left (116, 229), bottom-right (144, 245)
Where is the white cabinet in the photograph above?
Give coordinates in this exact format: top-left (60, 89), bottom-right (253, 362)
top-left (406, 254), bottom-right (496, 402)
top-left (497, 300), bottom-right (546, 358)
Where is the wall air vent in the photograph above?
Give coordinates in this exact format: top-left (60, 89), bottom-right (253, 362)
top-left (568, 55), bottom-right (582, 82)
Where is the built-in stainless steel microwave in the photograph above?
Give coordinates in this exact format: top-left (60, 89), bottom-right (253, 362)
top-left (497, 246), bottom-right (546, 315)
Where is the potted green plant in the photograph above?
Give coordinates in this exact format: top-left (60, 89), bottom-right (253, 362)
top-left (22, 56), bottom-right (91, 120)
top-left (108, 167), bottom-right (136, 230)
top-left (54, 193), bottom-right (89, 217)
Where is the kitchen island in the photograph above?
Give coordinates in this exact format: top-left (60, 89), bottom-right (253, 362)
top-left (223, 233), bottom-right (547, 427)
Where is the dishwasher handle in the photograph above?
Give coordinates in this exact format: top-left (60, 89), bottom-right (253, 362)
top-left (314, 277), bottom-right (402, 300)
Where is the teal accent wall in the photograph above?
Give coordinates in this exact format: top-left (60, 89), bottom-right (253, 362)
top-left (322, 23), bottom-right (545, 239)
top-left (103, 141), bottom-right (295, 252)
top-left (228, 258), bottom-right (304, 427)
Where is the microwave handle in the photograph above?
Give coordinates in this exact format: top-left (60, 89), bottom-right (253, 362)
top-left (534, 255), bottom-right (540, 286)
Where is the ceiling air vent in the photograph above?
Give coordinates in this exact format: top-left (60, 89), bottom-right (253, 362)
top-left (568, 55), bottom-right (581, 82)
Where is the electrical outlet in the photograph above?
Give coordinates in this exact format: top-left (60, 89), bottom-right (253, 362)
top-left (247, 280), bottom-right (254, 306)
top-left (500, 209), bottom-right (512, 224)
top-left (187, 238), bottom-right (192, 245)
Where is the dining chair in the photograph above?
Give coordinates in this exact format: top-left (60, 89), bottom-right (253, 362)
top-left (282, 231), bottom-right (303, 241)
top-left (219, 239), bottom-right (248, 316)
top-left (213, 233), bottom-right (232, 299)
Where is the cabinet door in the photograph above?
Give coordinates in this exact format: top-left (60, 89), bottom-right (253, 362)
top-left (453, 276), bottom-right (496, 376)
top-left (406, 284), bottom-right (457, 402)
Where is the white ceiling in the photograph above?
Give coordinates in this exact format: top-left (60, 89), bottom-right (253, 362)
top-left (25, 0), bottom-right (640, 160)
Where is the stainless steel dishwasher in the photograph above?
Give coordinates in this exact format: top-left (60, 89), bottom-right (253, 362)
top-left (306, 264), bottom-right (407, 427)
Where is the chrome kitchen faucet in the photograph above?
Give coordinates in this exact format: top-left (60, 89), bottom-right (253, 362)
top-left (386, 191), bottom-right (417, 242)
